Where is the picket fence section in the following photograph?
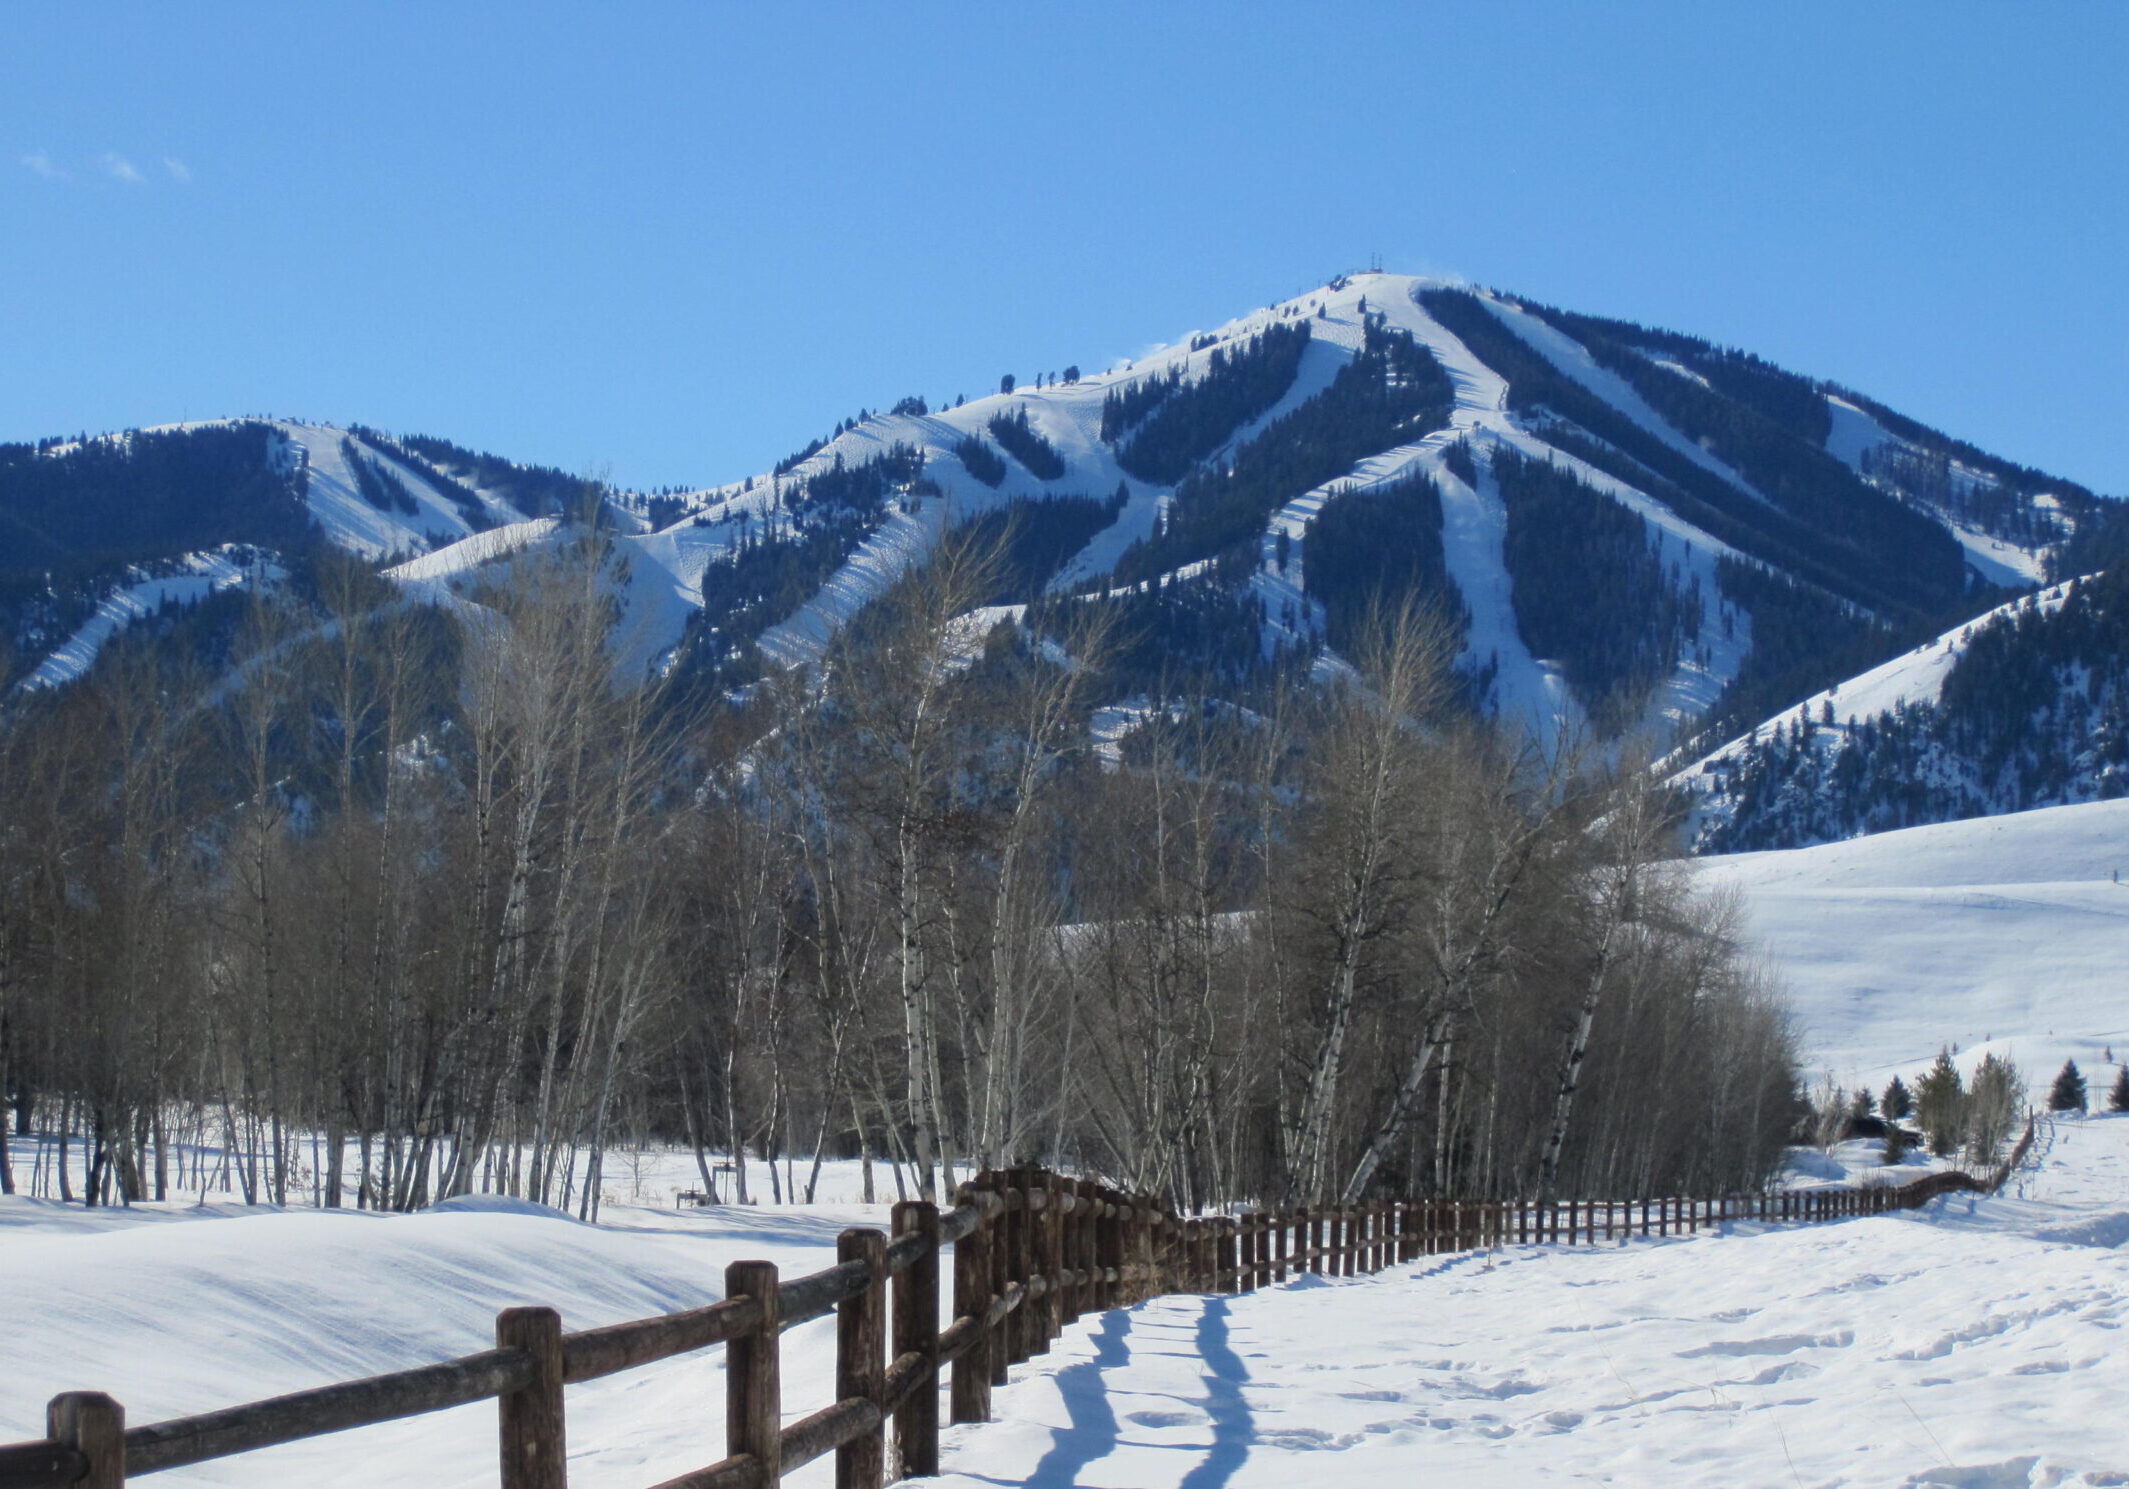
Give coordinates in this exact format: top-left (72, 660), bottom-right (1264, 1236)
top-left (0, 1122), bottom-right (2034, 1489)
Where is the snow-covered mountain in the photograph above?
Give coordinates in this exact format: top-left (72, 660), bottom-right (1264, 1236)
top-left (4, 273), bottom-right (2111, 778)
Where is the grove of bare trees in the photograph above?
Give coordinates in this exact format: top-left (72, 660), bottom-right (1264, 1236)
top-left (0, 515), bottom-right (1797, 1218)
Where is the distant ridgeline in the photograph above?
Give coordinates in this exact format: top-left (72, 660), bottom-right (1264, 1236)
top-left (1688, 563), bottom-right (2129, 853)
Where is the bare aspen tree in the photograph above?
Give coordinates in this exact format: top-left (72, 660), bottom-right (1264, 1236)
top-left (1282, 604), bottom-right (1449, 1205)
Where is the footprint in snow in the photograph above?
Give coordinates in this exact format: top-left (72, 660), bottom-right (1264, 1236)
top-left (1898, 1455), bottom-right (2040, 1488)
top-left (1125, 1409), bottom-right (1200, 1429)
top-left (1679, 1330), bottom-right (1852, 1357)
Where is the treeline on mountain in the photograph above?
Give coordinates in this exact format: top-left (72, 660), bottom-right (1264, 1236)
top-left (951, 491), bottom-right (1125, 605)
top-left (677, 446), bottom-right (932, 687)
top-left (1694, 558), bottom-right (1903, 752)
top-left (340, 437), bottom-right (420, 515)
top-left (1415, 288), bottom-right (1968, 625)
top-left (1304, 471), bottom-right (1466, 656)
top-left (1524, 306), bottom-right (1833, 448)
top-left (394, 431), bottom-right (591, 519)
top-left (789, 442), bottom-right (927, 515)
top-left (1116, 320), bottom-right (1453, 583)
top-left (1830, 383), bottom-right (2098, 525)
top-left (1860, 441), bottom-right (2062, 549)
top-left (0, 534), bottom-right (1794, 1216)
top-left (347, 430), bottom-right (493, 532)
top-left (1034, 575), bottom-right (1280, 695)
top-left (2051, 496), bottom-right (2129, 580)
top-left (986, 408), bottom-right (1066, 481)
top-left (1493, 449), bottom-right (1700, 729)
top-left (0, 423), bottom-right (310, 581)
top-left (1114, 322), bottom-right (1311, 484)
top-left (1694, 565), bottom-right (2129, 851)
top-left (1520, 299), bottom-right (1967, 615)
top-left (1099, 366), bottom-right (1180, 442)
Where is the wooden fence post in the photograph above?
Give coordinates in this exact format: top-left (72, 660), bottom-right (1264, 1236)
top-left (844, 1228), bottom-right (891, 1484)
top-left (892, 1200), bottom-right (941, 1478)
top-left (726, 1260), bottom-right (782, 1485)
top-left (1308, 1207), bottom-right (1325, 1274)
top-left (990, 1187), bottom-right (1016, 1387)
top-left (48, 1393), bottom-right (123, 1489)
top-left (497, 1306), bottom-right (566, 1489)
top-left (1006, 1176), bottom-right (1032, 1366)
top-left (1040, 1178), bottom-right (1066, 1350)
top-left (1274, 1208), bottom-right (1290, 1283)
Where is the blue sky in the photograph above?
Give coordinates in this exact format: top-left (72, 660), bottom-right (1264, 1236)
top-left (5, 3), bottom-right (2125, 496)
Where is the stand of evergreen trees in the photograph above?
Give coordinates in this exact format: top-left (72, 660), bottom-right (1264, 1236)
top-left (954, 435), bottom-right (1007, 488)
top-left (951, 492), bottom-right (1125, 604)
top-left (1304, 471), bottom-right (1465, 656)
top-left (0, 423), bottom-right (310, 580)
top-left (1518, 299), bottom-right (1967, 617)
top-left (986, 408), bottom-right (1066, 481)
top-left (1493, 448), bottom-right (1698, 728)
top-left (1114, 322), bottom-right (1311, 484)
top-left (1696, 563), bottom-right (2129, 851)
top-left (1099, 366), bottom-right (1181, 442)
top-left (340, 437), bottom-right (420, 516)
top-left (1117, 320), bottom-right (1452, 582)
top-left (1414, 288), bottom-right (1973, 629)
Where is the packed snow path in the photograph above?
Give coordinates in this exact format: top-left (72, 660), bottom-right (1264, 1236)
top-left (935, 1119), bottom-right (2129, 1489)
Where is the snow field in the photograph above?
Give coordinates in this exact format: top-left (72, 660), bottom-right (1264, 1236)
top-left (1693, 797), bottom-right (2129, 1093)
top-left (928, 1118), bottom-right (2129, 1489)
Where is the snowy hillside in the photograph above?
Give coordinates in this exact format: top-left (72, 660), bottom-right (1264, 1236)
top-left (1694, 797), bottom-right (2129, 1093)
top-left (1677, 570), bottom-right (2129, 851)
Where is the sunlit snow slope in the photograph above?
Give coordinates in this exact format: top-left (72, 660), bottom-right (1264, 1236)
top-left (1695, 797), bottom-right (2129, 1091)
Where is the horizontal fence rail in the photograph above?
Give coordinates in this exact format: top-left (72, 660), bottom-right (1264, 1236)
top-left (0, 1120), bottom-right (2034, 1488)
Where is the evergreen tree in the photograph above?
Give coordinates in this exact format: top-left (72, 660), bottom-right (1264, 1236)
top-left (1881, 1074), bottom-right (1913, 1120)
top-left (2112, 1066), bottom-right (2129, 1113)
top-left (2049, 1059), bottom-right (2088, 1113)
top-left (1914, 1050), bottom-right (1965, 1158)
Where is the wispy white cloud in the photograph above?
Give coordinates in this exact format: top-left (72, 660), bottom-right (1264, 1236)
top-left (19, 150), bottom-right (65, 179)
top-left (163, 156), bottom-right (192, 184)
top-left (98, 152), bottom-right (146, 185)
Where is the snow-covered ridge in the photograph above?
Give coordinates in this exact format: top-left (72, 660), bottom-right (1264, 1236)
top-left (1668, 577), bottom-right (2084, 844)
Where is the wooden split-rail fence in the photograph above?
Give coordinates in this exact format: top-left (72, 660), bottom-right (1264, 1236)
top-left (0, 1126), bottom-right (2034, 1489)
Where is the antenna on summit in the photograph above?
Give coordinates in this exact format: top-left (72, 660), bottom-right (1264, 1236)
top-left (1368, 251), bottom-right (1383, 274)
